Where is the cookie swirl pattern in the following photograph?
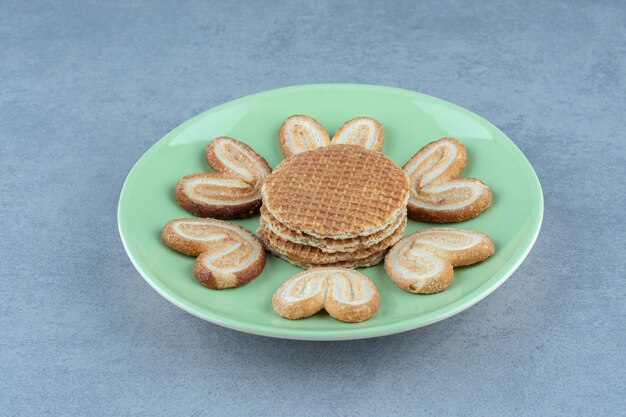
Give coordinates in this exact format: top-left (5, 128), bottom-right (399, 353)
top-left (272, 268), bottom-right (380, 322)
top-left (384, 227), bottom-right (494, 294)
top-left (162, 218), bottom-right (266, 289)
top-left (279, 115), bottom-right (330, 158)
top-left (175, 137), bottom-right (271, 219)
top-left (330, 117), bottom-right (384, 151)
top-left (206, 136), bottom-right (271, 184)
top-left (403, 138), bottom-right (492, 223)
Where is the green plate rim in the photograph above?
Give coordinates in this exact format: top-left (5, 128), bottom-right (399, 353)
top-left (117, 83), bottom-right (544, 341)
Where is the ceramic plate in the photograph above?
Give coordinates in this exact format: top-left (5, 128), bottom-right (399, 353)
top-left (118, 84), bottom-right (543, 340)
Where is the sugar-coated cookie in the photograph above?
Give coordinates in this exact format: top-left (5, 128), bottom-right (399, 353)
top-left (403, 138), bottom-right (492, 223)
top-left (205, 136), bottom-right (271, 184)
top-left (272, 268), bottom-right (380, 322)
top-left (385, 227), bottom-right (494, 294)
top-left (175, 137), bottom-right (271, 219)
top-left (162, 218), bottom-right (266, 289)
top-left (278, 115), bottom-right (330, 158)
top-left (175, 174), bottom-right (263, 219)
top-left (330, 116), bottom-right (384, 151)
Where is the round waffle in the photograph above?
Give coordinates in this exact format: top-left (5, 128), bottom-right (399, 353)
top-left (261, 144), bottom-right (410, 239)
top-left (257, 219), bottom-right (404, 265)
top-left (257, 226), bottom-right (388, 269)
top-left (259, 206), bottom-right (407, 253)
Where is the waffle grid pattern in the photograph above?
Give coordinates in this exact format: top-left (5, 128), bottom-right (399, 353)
top-left (262, 145), bottom-right (409, 237)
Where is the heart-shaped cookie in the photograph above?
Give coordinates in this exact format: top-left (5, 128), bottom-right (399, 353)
top-left (175, 137), bottom-right (271, 219)
top-left (278, 115), bottom-right (384, 158)
top-left (272, 268), bottom-right (380, 322)
top-left (162, 218), bottom-right (266, 289)
top-left (384, 227), bottom-right (494, 294)
top-left (403, 138), bottom-right (492, 223)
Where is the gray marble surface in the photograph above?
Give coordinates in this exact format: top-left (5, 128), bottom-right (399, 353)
top-left (1, 1), bottom-right (625, 415)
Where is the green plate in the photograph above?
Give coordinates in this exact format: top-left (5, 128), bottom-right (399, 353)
top-left (118, 84), bottom-right (543, 340)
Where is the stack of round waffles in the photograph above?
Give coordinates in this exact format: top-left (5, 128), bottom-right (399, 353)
top-left (257, 144), bottom-right (410, 268)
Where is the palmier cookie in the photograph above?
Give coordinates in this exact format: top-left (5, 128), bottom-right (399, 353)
top-left (384, 227), bottom-right (494, 294)
top-left (175, 137), bottom-right (271, 219)
top-left (162, 218), bottom-right (266, 289)
top-left (278, 115), bottom-right (330, 158)
top-left (272, 268), bottom-right (380, 323)
top-left (331, 117), bottom-right (384, 152)
top-left (403, 138), bottom-right (492, 223)
top-left (205, 136), bottom-right (271, 184)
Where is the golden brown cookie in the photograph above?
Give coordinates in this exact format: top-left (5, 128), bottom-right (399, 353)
top-left (403, 138), bottom-right (492, 223)
top-left (175, 175), bottom-right (264, 219)
top-left (175, 137), bottom-right (271, 219)
top-left (384, 227), bottom-right (494, 294)
top-left (162, 218), bottom-right (266, 289)
top-left (205, 136), bottom-right (271, 184)
top-left (278, 115), bottom-right (330, 158)
top-left (405, 227), bottom-right (495, 266)
top-left (272, 268), bottom-right (380, 322)
top-left (330, 116), bottom-right (384, 151)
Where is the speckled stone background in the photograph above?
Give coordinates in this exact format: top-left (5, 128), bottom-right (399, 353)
top-left (2, 1), bottom-right (625, 415)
